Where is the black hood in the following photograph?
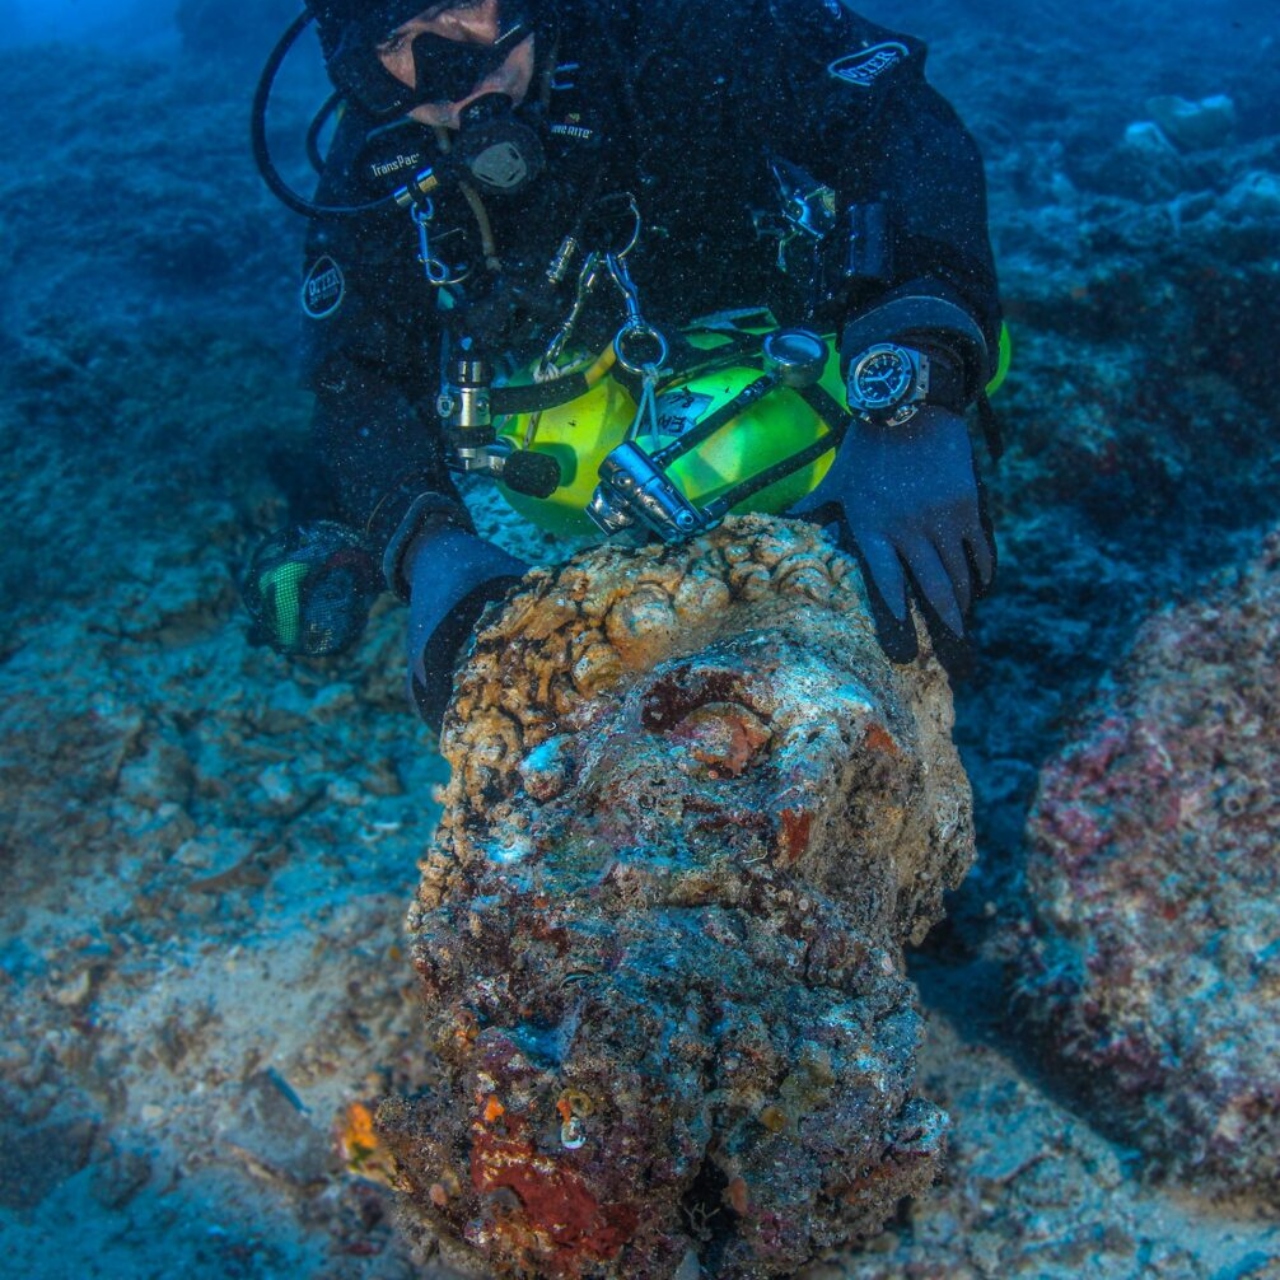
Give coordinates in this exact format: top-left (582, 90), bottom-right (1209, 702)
top-left (304, 0), bottom-right (432, 115)
top-left (305, 0), bottom-right (426, 58)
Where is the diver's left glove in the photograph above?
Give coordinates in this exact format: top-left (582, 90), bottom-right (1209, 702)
top-left (789, 404), bottom-right (995, 661)
top-left (242, 520), bottom-right (381, 657)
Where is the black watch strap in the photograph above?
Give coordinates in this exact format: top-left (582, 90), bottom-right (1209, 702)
top-left (920, 347), bottom-right (967, 412)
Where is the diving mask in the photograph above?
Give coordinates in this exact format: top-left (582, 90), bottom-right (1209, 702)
top-left (321, 0), bottom-right (535, 118)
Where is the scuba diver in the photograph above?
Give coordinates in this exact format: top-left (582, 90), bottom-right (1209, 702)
top-left (244, 0), bottom-right (1003, 728)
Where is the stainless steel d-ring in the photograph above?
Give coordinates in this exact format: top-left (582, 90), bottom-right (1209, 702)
top-left (614, 320), bottom-right (669, 375)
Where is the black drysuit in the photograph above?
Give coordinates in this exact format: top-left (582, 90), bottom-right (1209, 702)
top-left (299, 0), bottom-right (1000, 582)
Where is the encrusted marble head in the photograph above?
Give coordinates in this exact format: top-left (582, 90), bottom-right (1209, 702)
top-left (381, 516), bottom-right (974, 1277)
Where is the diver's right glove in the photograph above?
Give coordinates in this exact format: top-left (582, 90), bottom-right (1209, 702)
top-left (404, 521), bottom-right (529, 730)
top-left (242, 520), bottom-right (381, 657)
top-left (789, 404), bottom-right (995, 661)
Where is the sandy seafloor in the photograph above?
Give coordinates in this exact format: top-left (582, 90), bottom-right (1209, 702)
top-left (1, 2), bottom-right (1278, 1276)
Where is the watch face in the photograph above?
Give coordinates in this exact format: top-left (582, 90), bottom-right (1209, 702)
top-left (850, 344), bottom-right (915, 412)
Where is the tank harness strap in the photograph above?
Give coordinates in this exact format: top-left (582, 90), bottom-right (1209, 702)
top-left (648, 375), bottom-right (779, 469)
top-left (701, 399), bottom-right (850, 523)
top-left (673, 372), bottom-right (853, 524)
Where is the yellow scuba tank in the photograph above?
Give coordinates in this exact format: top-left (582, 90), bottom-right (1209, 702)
top-left (495, 324), bottom-right (845, 538)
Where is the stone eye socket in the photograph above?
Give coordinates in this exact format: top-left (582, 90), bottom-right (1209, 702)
top-left (641, 670), bottom-right (772, 779)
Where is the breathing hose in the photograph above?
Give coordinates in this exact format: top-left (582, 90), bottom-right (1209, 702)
top-left (250, 10), bottom-right (397, 220)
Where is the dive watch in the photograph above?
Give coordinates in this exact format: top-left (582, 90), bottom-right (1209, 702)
top-left (845, 342), bottom-right (930, 426)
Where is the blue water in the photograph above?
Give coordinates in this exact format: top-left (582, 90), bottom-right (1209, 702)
top-left (1, 1), bottom-right (1277, 1276)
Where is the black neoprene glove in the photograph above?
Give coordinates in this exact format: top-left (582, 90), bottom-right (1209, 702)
top-left (405, 523), bottom-right (529, 729)
top-left (789, 404), bottom-right (995, 660)
top-left (242, 521), bottom-right (380, 657)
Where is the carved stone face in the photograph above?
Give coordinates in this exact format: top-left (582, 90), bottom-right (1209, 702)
top-left (386, 518), bottom-right (974, 1278)
top-left (519, 629), bottom-right (917, 937)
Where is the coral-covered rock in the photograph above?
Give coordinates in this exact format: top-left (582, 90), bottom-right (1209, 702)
top-left (1016, 529), bottom-right (1280, 1194)
top-left (381, 515), bottom-right (975, 1277)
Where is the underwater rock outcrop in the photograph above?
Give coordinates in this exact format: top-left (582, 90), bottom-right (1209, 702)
top-left (1144, 94), bottom-right (1237, 153)
top-left (380, 515), bottom-right (975, 1277)
top-left (1016, 529), bottom-right (1280, 1195)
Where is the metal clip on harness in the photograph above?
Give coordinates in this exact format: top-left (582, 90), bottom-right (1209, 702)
top-left (412, 200), bottom-right (470, 286)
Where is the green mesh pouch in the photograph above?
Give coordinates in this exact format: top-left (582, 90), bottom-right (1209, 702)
top-left (242, 521), bottom-right (380, 657)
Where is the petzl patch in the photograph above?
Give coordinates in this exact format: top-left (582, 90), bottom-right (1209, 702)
top-left (302, 255), bottom-right (345, 319)
top-left (828, 42), bottom-right (909, 88)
